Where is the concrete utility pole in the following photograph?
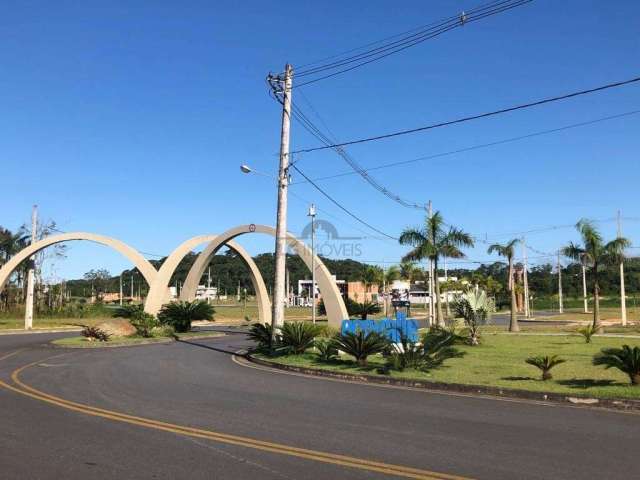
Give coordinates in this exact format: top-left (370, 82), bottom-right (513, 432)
top-left (617, 210), bottom-right (627, 326)
top-left (522, 238), bottom-right (530, 318)
top-left (272, 63), bottom-right (293, 332)
top-left (581, 255), bottom-right (589, 313)
top-left (130, 274), bottom-right (134, 300)
top-left (119, 274), bottom-right (123, 306)
top-left (308, 204), bottom-right (317, 324)
top-left (24, 205), bottom-right (38, 330)
top-left (557, 250), bottom-right (564, 314)
top-left (427, 200), bottom-right (435, 326)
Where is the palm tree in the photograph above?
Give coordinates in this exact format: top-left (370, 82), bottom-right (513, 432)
top-left (399, 261), bottom-right (419, 282)
top-left (360, 265), bottom-right (383, 303)
top-left (399, 211), bottom-right (474, 326)
top-left (487, 239), bottom-right (520, 332)
top-left (562, 219), bottom-right (630, 330)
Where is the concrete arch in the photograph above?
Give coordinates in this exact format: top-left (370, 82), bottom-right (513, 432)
top-left (144, 236), bottom-right (270, 324)
top-left (0, 232), bottom-right (157, 294)
top-left (181, 224), bottom-right (348, 329)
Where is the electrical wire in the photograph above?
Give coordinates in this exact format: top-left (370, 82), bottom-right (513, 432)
top-left (290, 164), bottom-right (399, 241)
top-left (290, 0), bottom-right (532, 87)
top-left (291, 75), bottom-right (640, 154)
top-left (291, 109), bottom-right (640, 184)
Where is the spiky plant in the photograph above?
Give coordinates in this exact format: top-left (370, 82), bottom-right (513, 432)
top-left (333, 330), bottom-right (389, 367)
top-left (577, 324), bottom-right (597, 344)
top-left (525, 355), bottom-right (566, 381)
top-left (593, 345), bottom-right (640, 385)
top-left (350, 301), bottom-right (382, 320)
top-left (314, 337), bottom-right (338, 362)
top-left (158, 300), bottom-right (215, 333)
top-left (279, 322), bottom-right (323, 355)
top-left (388, 329), bottom-right (462, 372)
top-left (247, 323), bottom-right (279, 352)
top-left (81, 325), bottom-right (111, 342)
top-left (452, 289), bottom-right (492, 345)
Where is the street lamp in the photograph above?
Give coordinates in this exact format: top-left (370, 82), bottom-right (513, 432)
top-left (308, 204), bottom-right (317, 324)
top-left (240, 164), bottom-right (252, 174)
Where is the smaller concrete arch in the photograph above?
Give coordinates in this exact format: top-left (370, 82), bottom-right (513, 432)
top-left (144, 236), bottom-right (270, 324)
top-left (0, 232), bottom-right (157, 294)
top-left (181, 224), bottom-right (348, 329)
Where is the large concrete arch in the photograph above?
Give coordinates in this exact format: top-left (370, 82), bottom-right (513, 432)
top-left (181, 224), bottom-right (348, 329)
top-left (144, 235), bottom-right (270, 324)
top-left (0, 232), bottom-right (157, 294)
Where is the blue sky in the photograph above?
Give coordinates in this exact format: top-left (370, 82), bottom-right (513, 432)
top-left (2, 0), bottom-right (639, 281)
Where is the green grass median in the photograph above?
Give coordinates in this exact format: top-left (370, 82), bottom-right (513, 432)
top-left (258, 334), bottom-right (640, 400)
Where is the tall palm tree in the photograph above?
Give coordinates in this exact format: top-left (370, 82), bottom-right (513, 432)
top-left (487, 239), bottom-right (519, 332)
top-left (360, 265), bottom-right (383, 302)
top-left (399, 211), bottom-right (474, 326)
top-left (562, 219), bottom-right (630, 330)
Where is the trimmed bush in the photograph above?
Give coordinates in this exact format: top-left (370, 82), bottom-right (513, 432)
top-left (280, 322), bottom-right (323, 355)
top-left (333, 330), bottom-right (388, 367)
top-left (129, 311), bottom-right (159, 338)
top-left (158, 300), bottom-right (215, 333)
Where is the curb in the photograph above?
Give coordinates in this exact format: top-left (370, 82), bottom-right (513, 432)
top-left (0, 327), bottom-right (83, 336)
top-left (51, 333), bottom-right (225, 349)
top-left (246, 355), bottom-right (640, 413)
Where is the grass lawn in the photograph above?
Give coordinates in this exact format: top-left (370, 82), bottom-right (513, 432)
top-left (260, 334), bottom-right (640, 400)
top-left (0, 316), bottom-right (109, 330)
top-left (543, 307), bottom-right (640, 323)
top-left (51, 330), bottom-right (224, 348)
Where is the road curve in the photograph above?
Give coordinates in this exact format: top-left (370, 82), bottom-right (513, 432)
top-left (0, 330), bottom-right (638, 479)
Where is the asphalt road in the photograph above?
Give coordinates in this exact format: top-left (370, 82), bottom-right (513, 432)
top-left (1, 329), bottom-right (638, 480)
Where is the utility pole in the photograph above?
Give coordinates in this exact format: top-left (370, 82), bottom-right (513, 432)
top-left (427, 200), bottom-right (434, 326)
top-left (557, 250), bottom-right (564, 314)
top-left (522, 237), bottom-right (530, 318)
top-left (119, 273), bottom-right (123, 306)
top-left (581, 254), bottom-right (589, 313)
top-left (24, 205), bottom-right (38, 330)
top-left (617, 210), bottom-right (627, 326)
top-left (271, 63), bottom-right (293, 333)
top-left (308, 204), bottom-right (317, 324)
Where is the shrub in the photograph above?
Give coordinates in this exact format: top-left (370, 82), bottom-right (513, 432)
top-left (280, 322), bottom-right (323, 355)
top-left (247, 323), bottom-right (279, 352)
top-left (333, 330), bottom-right (388, 367)
top-left (81, 325), bottom-right (111, 342)
top-left (314, 338), bottom-right (339, 362)
top-left (129, 311), bottom-right (159, 338)
top-left (525, 355), bottom-right (566, 381)
top-left (593, 345), bottom-right (640, 385)
top-left (388, 329), bottom-right (463, 372)
top-left (452, 289), bottom-right (492, 345)
top-left (158, 300), bottom-right (215, 333)
top-left (150, 325), bottom-right (176, 338)
top-left (317, 297), bottom-right (363, 317)
top-left (112, 304), bottom-right (143, 319)
top-left (577, 324), bottom-right (597, 343)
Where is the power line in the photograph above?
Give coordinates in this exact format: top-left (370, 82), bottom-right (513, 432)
top-left (292, 75), bottom-right (640, 154)
top-left (291, 96), bottom-right (426, 209)
top-left (291, 109), bottom-right (640, 184)
top-left (291, 0), bottom-right (532, 88)
top-left (290, 164), bottom-right (399, 241)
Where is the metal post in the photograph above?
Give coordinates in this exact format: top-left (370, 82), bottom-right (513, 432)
top-left (272, 63), bottom-right (293, 333)
top-left (308, 204), bottom-right (317, 323)
top-left (24, 205), bottom-right (37, 330)
top-left (558, 250), bottom-right (564, 314)
top-left (581, 257), bottom-right (588, 313)
top-left (522, 237), bottom-right (530, 318)
top-left (427, 200), bottom-right (434, 326)
top-left (617, 210), bottom-right (627, 326)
